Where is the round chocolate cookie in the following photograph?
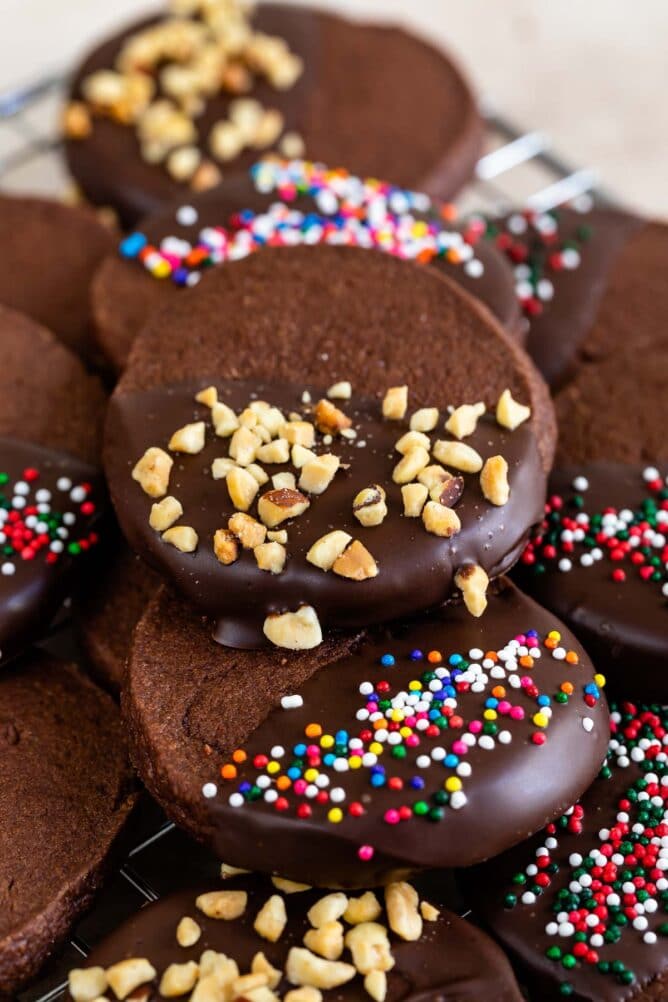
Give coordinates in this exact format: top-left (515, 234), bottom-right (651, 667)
top-left (0, 651), bottom-right (135, 996)
top-left (64, 4), bottom-right (483, 228)
top-left (65, 872), bottom-right (523, 1002)
top-left (125, 578), bottom-right (609, 888)
top-left (515, 464), bottom-right (668, 702)
top-left (92, 169), bottom-right (522, 372)
top-left (0, 305), bottom-right (108, 665)
top-left (464, 702), bottom-right (668, 1002)
top-left (0, 194), bottom-right (115, 359)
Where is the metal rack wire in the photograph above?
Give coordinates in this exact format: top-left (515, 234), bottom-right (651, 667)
top-left (0, 68), bottom-right (619, 1002)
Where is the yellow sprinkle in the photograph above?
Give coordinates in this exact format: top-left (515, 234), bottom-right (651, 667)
top-left (399, 726), bottom-right (412, 739)
top-left (304, 768), bottom-right (318, 783)
top-left (483, 709), bottom-right (498, 721)
top-left (409, 680), bottom-right (422, 691)
top-left (369, 742), bottom-right (383, 756)
top-left (547, 630), bottom-right (561, 642)
top-left (152, 261), bottom-right (171, 278)
top-left (594, 673), bottom-right (606, 688)
top-left (349, 756), bottom-right (362, 769)
top-left (444, 776), bottom-right (462, 793)
top-left (328, 808), bottom-right (343, 824)
top-left (391, 709), bottom-right (404, 722)
top-left (266, 761), bottom-right (280, 775)
top-left (320, 734), bottom-right (335, 749)
top-left (533, 712), bottom-right (549, 728)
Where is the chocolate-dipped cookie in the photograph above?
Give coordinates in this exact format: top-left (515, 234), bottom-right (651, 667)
top-left (0, 651), bottom-right (135, 996)
top-left (515, 465), bottom-right (668, 702)
top-left (65, 872), bottom-right (523, 1002)
top-left (124, 578), bottom-right (609, 887)
top-left (92, 163), bottom-right (522, 372)
top-left (64, 3), bottom-right (483, 228)
top-left (464, 702), bottom-right (668, 1002)
top-left (0, 305), bottom-right (108, 665)
top-left (0, 194), bottom-right (115, 360)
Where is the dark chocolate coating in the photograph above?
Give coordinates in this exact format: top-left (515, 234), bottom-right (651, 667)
top-left (106, 378), bottom-right (545, 646)
top-left (464, 705), bottom-right (668, 1001)
top-left (91, 180), bottom-right (522, 373)
top-left (125, 578), bottom-right (609, 887)
top-left (116, 245), bottom-right (557, 473)
top-left (0, 652), bottom-right (135, 996)
top-left (66, 5), bottom-right (483, 228)
top-left (67, 874), bottom-right (523, 1002)
top-left (0, 437), bottom-right (103, 667)
top-left (514, 463), bottom-right (668, 703)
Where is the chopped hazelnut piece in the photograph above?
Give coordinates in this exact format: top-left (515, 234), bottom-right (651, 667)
top-left (229, 426), bottom-right (261, 466)
top-left (196, 889), bottom-right (247, 920)
top-left (410, 407), bottom-right (439, 432)
top-left (229, 512), bottom-right (266, 549)
top-left (252, 403), bottom-right (285, 437)
top-left (327, 381), bottom-right (352, 400)
top-left (418, 464), bottom-right (451, 490)
top-left (382, 385), bottom-right (408, 420)
top-left (365, 970), bottom-right (387, 1002)
top-left (284, 988), bottom-right (323, 1002)
top-left (304, 921), bottom-right (344, 961)
top-left (420, 901), bottom-right (440, 922)
top-left (211, 457), bottom-right (236, 480)
top-left (279, 130), bottom-right (306, 157)
top-left (159, 961), bottom-right (199, 997)
top-left (238, 407), bottom-right (259, 429)
top-left (455, 563), bottom-right (489, 617)
top-left (221, 863), bottom-right (250, 878)
top-left (343, 891), bottom-right (382, 925)
top-left (149, 495), bottom-right (183, 531)
top-left (401, 483), bottom-right (428, 517)
top-left (353, 486), bottom-right (388, 527)
top-left (257, 439), bottom-right (290, 464)
top-left (190, 974), bottom-right (229, 1002)
top-left (247, 463), bottom-right (269, 485)
top-left (228, 97), bottom-right (263, 140)
top-left (385, 882), bottom-right (423, 942)
top-left (167, 145), bottom-right (201, 182)
top-left (267, 529), bottom-right (288, 544)
top-left (258, 488), bottom-right (310, 527)
top-left (280, 421), bottom-right (315, 447)
top-left (255, 541), bottom-right (286, 573)
top-left (432, 440), bottom-right (483, 473)
top-left (263, 606), bottom-right (322, 650)
top-left (272, 472), bottom-right (297, 490)
top-left (212, 402), bottom-right (239, 438)
top-left (213, 529), bottom-right (239, 566)
top-left (291, 444), bottom-right (316, 469)
top-left (395, 430), bottom-right (430, 455)
top-left (63, 101), bottom-right (92, 139)
top-left (252, 952), bottom-right (281, 989)
top-left (285, 948), bottom-right (355, 990)
top-left (227, 466), bottom-right (260, 511)
top-left (195, 385), bottom-right (218, 408)
top-left (209, 118), bottom-right (244, 161)
top-left (190, 159), bottom-right (223, 193)
top-left (251, 107), bottom-right (284, 149)
top-left (422, 501), bottom-right (461, 538)
top-left (430, 475), bottom-right (465, 508)
top-left (299, 454), bottom-right (340, 494)
top-left (132, 446), bottom-right (173, 497)
top-left (68, 967), bottom-right (108, 1002)
top-left (168, 420), bottom-right (206, 454)
top-left (445, 401), bottom-right (486, 439)
top-left (307, 892), bottom-right (348, 927)
top-left (176, 915), bottom-right (201, 947)
top-left (344, 922), bottom-right (395, 974)
top-left (392, 446), bottom-right (430, 484)
top-left (232, 973), bottom-right (271, 998)
top-left (254, 894), bottom-right (287, 942)
top-left (162, 525), bottom-right (198, 552)
top-left (332, 540), bottom-right (378, 581)
top-left (105, 958), bottom-right (156, 1000)
top-left (272, 876), bottom-right (311, 893)
top-left (314, 399), bottom-right (352, 435)
top-left (199, 950), bottom-right (239, 984)
top-left (496, 388), bottom-right (531, 430)
top-left (480, 455), bottom-right (510, 505)
top-left (307, 530), bottom-right (352, 571)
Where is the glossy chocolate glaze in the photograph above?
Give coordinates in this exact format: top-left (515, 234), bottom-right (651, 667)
top-left (106, 379), bottom-right (545, 647)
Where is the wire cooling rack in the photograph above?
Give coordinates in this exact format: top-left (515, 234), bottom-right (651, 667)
top-left (0, 68), bottom-right (621, 1002)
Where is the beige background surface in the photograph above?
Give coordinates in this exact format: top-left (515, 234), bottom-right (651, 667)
top-left (1, 0), bottom-right (666, 216)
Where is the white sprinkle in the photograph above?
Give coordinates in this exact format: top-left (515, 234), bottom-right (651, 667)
top-left (643, 466), bottom-right (660, 482)
top-left (450, 791), bottom-right (467, 810)
top-left (176, 205), bottom-right (198, 226)
top-left (14, 481), bottom-right (29, 496)
top-left (57, 477), bottom-right (72, 491)
top-left (465, 259), bottom-right (484, 279)
top-left (572, 476), bottom-right (589, 492)
top-left (281, 694), bottom-right (303, 710)
top-left (582, 717), bottom-right (594, 732)
top-left (1, 562), bottom-right (15, 576)
top-left (228, 793), bottom-right (244, 807)
top-left (70, 486), bottom-right (86, 503)
top-left (558, 558), bottom-right (572, 572)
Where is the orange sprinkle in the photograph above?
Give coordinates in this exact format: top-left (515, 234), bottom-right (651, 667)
top-left (221, 763), bottom-right (237, 781)
top-left (417, 248), bottom-right (436, 264)
top-left (276, 775), bottom-right (291, 791)
top-left (544, 637), bottom-right (557, 650)
top-left (232, 749), bottom-right (247, 764)
top-left (446, 248), bottom-right (461, 263)
top-left (440, 203), bottom-right (458, 222)
top-left (519, 655), bottom-right (534, 669)
top-left (492, 685), bottom-right (506, 699)
top-left (305, 723), bottom-right (322, 738)
top-left (566, 651), bottom-right (580, 665)
top-left (560, 681), bottom-right (574, 695)
top-left (427, 650), bottom-right (442, 664)
top-left (484, 650), bottom-right (498, 663)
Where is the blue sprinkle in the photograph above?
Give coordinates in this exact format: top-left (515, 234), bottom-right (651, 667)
top-left (370, 773), bottom-right (386, 788)
top-left (293, 743), bottom-right (307, 757)
top-left (410, 649), bottom-right (423, 661)
top-left (173, 267), bottom-right (190, 286)
top-left (537, 694), bottom-right (551, 707)
top-left (323, 753), bottom-right (336, 767)
top-left (410, 776), bottom-right (425, 789)
top-left (239, 781), bottom-right (252, 794)
top-left (380, 653), bottom-right (395, 667)
top-left (287, 767), bottom-right (301, 780)
top-left (485, 697), bottom-right (499, 709)
top-left (119, 232), bottom-right (147, 259)
top-left (444, 754), bottom-right (459, 768)
top-left (449, 653), bottom-right (463, 666)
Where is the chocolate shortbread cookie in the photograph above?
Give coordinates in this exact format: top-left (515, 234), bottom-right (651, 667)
top-left (0, 652), bottom-right (135, 996)
top-left (66, 872), bottom-right (523, 1001)
top-left (0, 194), bottom-right (115, 359)
top-left (65, 4), bottom-right (483, 228)
top-left (465, 702), bottom-right (668, 1002)
top-left (124, 578), bottom-right (609, 887)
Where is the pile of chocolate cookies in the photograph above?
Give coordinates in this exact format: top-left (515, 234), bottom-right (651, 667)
top-left (1, 2), bottom-right (667, 1000)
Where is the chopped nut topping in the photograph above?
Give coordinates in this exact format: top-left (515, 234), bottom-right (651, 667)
top-left (299, 454), bottom-right (340, 495)
top-left (252, 402), bottom-right (285, 437)
top-left (63, 101), bottom-right (92, 139)
top-left (221, 863), bottom-right (250, 878)
top-left (280, 421), bottom-right (315, 447)
top-left (279, 131), bottom-right (306, 158)
top-left (285, 948), bottom-right (355, 990)
top-left (159, 960), bottom-right (199, 997)
top-left (401, 483), bottom-right (428, 518)
top-left (271, 876), bottom-right (311, 893)
top-left (496, 388), bottom-right (531, 430)
top-left (418, 464), bottom-right (451, 490)
top-left (332, 540), bottom-right (378, 581)
top-left (238, 407), bottom-right (259, 429)
top-left (254, 894), bottom-right (287, 942)
top-left (422, 501), bottom-right (461, 538)
top-left (291, 444), bottom-right (316, 469)
top-left (209, 118), bottom-right (245, 161)
top-left (105, 958), bottom-right (157, 1001)
top-left (432, 440), bottom-right (483, 473)
top-left (392, 446), bottom-right (430, 484)
top-left (420, 901), bottom-right (440, 922)
top-left (258, 487), bottom-right (310, 527)
top-left (430, 475), bottom-right (465, 508)
top-left (382, 386), bottom-right (408, 420)
top-left (409, 407), bottom-right (439, 432)
top-left (213, 528), bottom-right (240, 565)
top-left (132, 446), bottom-right (173, 497)
top-left (195, 385), bottom-right (218, 408)
top-left (229, 425), bottom-right (261, 466)
top-left (385, 882), bottom-right (423, 942)
top-left (252, 952), bottom-right (281, 989)
top-left (343, 891), bottom-right (382, 925)
top-left (455, 563), bottom-right (489, 617)
top-left (68, 967), bottom-right (108, 1002)
top-left (445, 401), bottom-right (486, 439)
top-left (257, 439), bottom-right (291, 464)
top-left (272, 472), bottom-right (297, 491)
top-left (167, 144), bottom-right (201, 181)
top-left (365, 969), bottom-right (387, 1002)
top-left (480, 455), bottom-right (510, 506)
top-left (190, 159), bottom-right (223, 192)
top-left (307, 892), bottom-right (349, 928)
top-left (229, 512), bottom-right (266, 549)
top-left (251, 107), bottom-right (284, 149)
top-left (247, 463), bottom-right (269, 485)
top-left (327, 381), bottom-right (352, 400)
top-left (212, 401), bottom-right (240, 437)
top-left (196, 889), bottom-right (248, 920)
top-left (353, 486), bottom-right (388, 527)
top-left (199, 950), bottom-right (239, 983)
top-left (190, 973), bottom-right (228, 1002)
top-left (263, 605), bottom-right (322, 650)
top-left (254, 541), bottom-right (286, 573)
top-left (344, 922), bottom-right (395, 975)
top-left (211, 457), bottom-right (236, 480)
top-left (394, 430), bottom-right (430, 455)
top-left (233, 972), bottom-right (271, 998)
top-left (314, 399), bottom-right (352, 435)
top-left (284, 988), bottom-right (323, 1002)
top-left (267, 529), bottom-right (288, 544)
top-left (227, 466), bottom-right (260, 511)
top-left (306, 530), bottom-right (352, 571)
top-left (162, 525), bottom-right (198, 552)
top-left (303, 920), bottom-right (344, 960)
top-left (149, 495), bottom-right (183, 531)
top-left (168, 420), bottom-right (206, 454)
top-left (176, 915), bottom-right (201, 947)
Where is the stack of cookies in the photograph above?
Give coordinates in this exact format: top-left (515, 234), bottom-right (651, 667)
top-left (1, 2), bottom-right (666, 1000)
